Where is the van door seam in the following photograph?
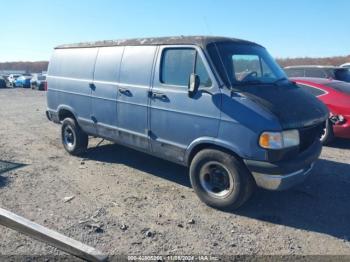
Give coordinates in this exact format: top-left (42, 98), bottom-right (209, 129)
top-left (116, 46), bottom-right (126, 130)
top-left (91, 48), bottom-right (100, 126)
top-left (148, 46), bottom-right (160, 144)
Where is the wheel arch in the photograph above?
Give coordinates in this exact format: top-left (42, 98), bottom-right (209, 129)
top-left (185, 138), bottom-right (245, 166)
top-left (57, 106), bottom-right (77, 122)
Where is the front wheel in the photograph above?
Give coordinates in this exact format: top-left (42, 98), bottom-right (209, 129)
top-left (61, 118), bottom-right (88, 156)
top-left (189, 149), bottom-right (255, 210)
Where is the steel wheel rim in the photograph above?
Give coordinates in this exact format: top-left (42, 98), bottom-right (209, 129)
top-left (199, 161), bottom-right (234, 199)
top-left (63, 126), bottom-right (75, 150)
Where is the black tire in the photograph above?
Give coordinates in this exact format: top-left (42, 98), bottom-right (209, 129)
top-left (320, 120), bottom-right (334, 145)
top-left (189, 149), bottom-right (255, 210)
top-left (61, 118), bottom-right (88, 156)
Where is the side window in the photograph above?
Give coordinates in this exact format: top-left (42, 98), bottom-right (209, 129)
top-left (161, 48), bottom-right (212, 87)
top-left (284, 68), bottom-right (304, 77)
top-left (298, 84), bottom-right (327, 97)
top-left (261, 59), bottom-right (273, 78)
top-left (326, 69), bottom-right (335, 78)
top-left (305, 69), bottom-right (326, 78)
top-left (195, 54), bottom-right (212, 87)
top-left (161, 48), bottom-right (196, 86)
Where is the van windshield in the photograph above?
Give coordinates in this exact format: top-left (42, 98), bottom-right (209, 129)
top-left (207, 42), bottom-right (287, 87)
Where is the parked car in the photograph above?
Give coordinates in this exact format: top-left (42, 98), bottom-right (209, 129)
top-left (0, 76), bottom-right (6, 88)
top-left (284, 66), bottom-right (350, 83)
top-left (15, 75), bottom-right (32, 88)
top-left (8, 74), bottom-right (21, 87)
top-left (340, 63), bottom-right (350, 69)
top-left (3, 75), bottom-right (11, 87)
top-left (291, 77), bottom-right (350, 144)
top-left (46, 36), bottom-right (328, 210)
top-left (31, 74), bottom-right (47, 90)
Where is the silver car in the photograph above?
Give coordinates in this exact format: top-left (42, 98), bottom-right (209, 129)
top-left (340, 63), bottom-right (350, 69)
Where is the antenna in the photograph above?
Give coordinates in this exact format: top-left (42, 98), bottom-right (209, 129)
top-left (203, 17), bottom-right (234, 89)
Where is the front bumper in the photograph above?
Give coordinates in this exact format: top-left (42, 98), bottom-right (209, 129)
top-left (46, 110), bottom-right (60, 123)
top-left (244, 140), bottom-right (322, 190)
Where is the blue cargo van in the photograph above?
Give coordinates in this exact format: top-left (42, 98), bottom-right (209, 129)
top-left (46, 36), bottom-right (328, 209)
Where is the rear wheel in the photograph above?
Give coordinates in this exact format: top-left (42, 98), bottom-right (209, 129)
top-left (61, 118), bottom-right (88, 156)
top-left (320, 120), bottom-right (334, 145)
top-left (189, 149), bottom-right (255, 210)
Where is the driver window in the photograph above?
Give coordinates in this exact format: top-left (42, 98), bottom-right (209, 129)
top-left (232, 54), bottom-right (262, 81)
top-left (195, 54), bottom-right (212, 87)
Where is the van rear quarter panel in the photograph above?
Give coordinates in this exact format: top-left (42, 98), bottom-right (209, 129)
top-left (47, 48), bottom-right (99, 133)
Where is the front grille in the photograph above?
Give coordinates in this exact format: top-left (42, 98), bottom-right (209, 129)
top-left (299, 123), bottom-right (324, 152)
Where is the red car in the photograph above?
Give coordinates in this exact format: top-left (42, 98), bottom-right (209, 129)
top-left (291, 77), bottom-right (350, 143)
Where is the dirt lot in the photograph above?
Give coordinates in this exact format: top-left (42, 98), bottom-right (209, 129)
top-left (0, 88), bottom-right (350, 259)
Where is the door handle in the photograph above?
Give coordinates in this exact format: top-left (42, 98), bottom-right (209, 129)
top-left (151, 91), bottom-right (168, 100)
top-left (89, 83), bottom-right (96, 90)
top-left (118, 88), bottom-right (131, 95)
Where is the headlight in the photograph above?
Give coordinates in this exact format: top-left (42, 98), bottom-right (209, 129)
top-left (259, 130), bottom-right (299, 149)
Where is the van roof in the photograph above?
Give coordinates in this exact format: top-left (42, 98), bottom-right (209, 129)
top-left (55, 36), bottom-right (260, 49)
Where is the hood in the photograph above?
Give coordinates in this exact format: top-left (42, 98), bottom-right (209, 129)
top-left (239, 83), bottom-right (329, 129)
top-left (329, 92), bottom-right (350, 116)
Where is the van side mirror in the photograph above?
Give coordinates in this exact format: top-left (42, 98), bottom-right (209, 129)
top-left (188, 73), bottom-right (200, 98)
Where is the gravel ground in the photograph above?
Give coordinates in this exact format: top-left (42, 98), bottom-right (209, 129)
top-left (0, 88), bottom-right (350, 259)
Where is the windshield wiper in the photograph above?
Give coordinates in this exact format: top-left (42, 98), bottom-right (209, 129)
top-left (232, 78), bottom-right (289, 88)
top-left (273, 77), bottom-right (289, 85)
top-left (235, 80), bottom-right (264, 86)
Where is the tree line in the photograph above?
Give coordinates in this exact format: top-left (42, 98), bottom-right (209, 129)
top-left (276, 55), bottom-right (350, 68)
top-left (0, 61), bottom-right (49, 73)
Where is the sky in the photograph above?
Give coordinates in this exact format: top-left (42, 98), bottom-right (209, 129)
top-left (1, 0), bottom-right (349, 62)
